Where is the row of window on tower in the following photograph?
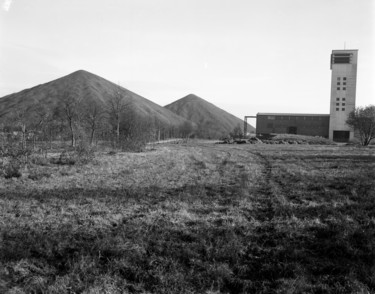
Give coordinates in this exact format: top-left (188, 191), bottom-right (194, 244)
top-left (337, 77), bottom-right (347, 91)
top-left (336, 95), bottom-right (346, 111)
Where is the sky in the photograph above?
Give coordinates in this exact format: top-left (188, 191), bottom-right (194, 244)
top-left (0, 0), bottom-right (374, 126)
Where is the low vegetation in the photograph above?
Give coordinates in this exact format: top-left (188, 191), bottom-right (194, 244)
top-left (267, 133), bottom-right (336, 145)
top-left (220, 133), bottom-right (336, 145)
top-left (0, 142), bottom-right (374, 293)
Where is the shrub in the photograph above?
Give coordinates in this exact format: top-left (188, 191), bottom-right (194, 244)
top-left (50, 144), bottom-right (95, 166)
top-left (50, 151), bottom-right (76, 165)
top-left (0, 141), bottom-right (33, 164)
top-left (120, 137), bottom-right (148, 153)
top-left (0, 141), bottom-right (32, 178)
top-left (28, 170), bottom-right (52, 181)
top-left (2, 159), bottom-right (22, 179)
top-left (29, 155), bottom-right (50, 166)
top-left (75, 143), bottom-right (95, 164)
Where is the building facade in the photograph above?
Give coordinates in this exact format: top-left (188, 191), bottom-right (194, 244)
top-left (255, 49), bottom-right (358, 142)
top-left (329, 50), bottom-right (358, 142)
top-left (256, 113), bottom-right (330, 138)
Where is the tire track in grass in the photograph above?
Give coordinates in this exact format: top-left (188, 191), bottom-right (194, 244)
top-left (183, 143), bottom-right (258, 206)
top-left (192, 144), bottom-right (272, 207)
top-left (246, 151), bottom-right (276, 222)
top-left (188, 145), bottom-right (238, 204)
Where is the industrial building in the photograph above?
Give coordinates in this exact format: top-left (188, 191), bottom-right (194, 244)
top-left (256, 113), bottom-right (330, 137)
top-left (256, 49), bottom-right (358, 142)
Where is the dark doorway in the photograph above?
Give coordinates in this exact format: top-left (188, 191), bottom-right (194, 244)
top-left (333, 131), bottom-right (350, 142)
top-left (288, 126), bottom-right (297, 134)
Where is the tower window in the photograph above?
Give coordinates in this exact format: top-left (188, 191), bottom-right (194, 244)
top-left (333, 54), bottom-right (351, 64)
top-left (337, 77), bottom-right (341, 80)
top-left (336, 108), bottom-right (339, 111)
top-left (336, 103), bottom-right (339, 106)
top-left (337, 87), bottom-right (340, 90)
top-left (342, 108), bottom-right (345, 111)
top-left (336, 97), bottom-right (340, 101)
top-left (343, 77), bottom-right (347, 80)
top-left (343, 82), bottom-right (346, 85)
top-left (343, 87), bottom-right (346, 90)
top-left (337, 82), bottom-right (340, 85)
top-left (342, 103), bottom-right (345, 106)
top-left (342, 98), bottom-right (346, 101)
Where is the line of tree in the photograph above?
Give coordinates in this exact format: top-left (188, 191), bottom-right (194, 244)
top-left (0, 88), bottom-right (196, 152)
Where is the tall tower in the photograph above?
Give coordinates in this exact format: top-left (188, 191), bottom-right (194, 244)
top-left (329, 49), bottom-right (358, 142)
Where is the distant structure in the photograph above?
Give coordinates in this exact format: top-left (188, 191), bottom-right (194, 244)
top-left (255, 49), bottom-right (358, 142)
top-left (256, 113), bottom-right (330, 137)
top-left (329, 49), bottom-right (358, 141)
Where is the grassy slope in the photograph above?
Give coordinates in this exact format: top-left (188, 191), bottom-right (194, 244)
top-left (0, 143), bottom-right (374, 293)
top-left (165, 94), bottom-right (255, 138)
top-left (0, 70), bottom-right (188, 127)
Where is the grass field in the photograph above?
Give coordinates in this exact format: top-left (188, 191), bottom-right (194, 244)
top-left (1, 142), bottom-right (374, 293)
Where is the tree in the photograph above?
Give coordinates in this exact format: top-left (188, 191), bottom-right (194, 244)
top-left (230, 124), bottom-right (243, 139)
top-left (0, 104), bottom-right (51, 153)
top-left (346, 105), bottom-right (375, 146)
top-left (2, 104), bottom-right (38, 150)
top-left (56, 91), bottom-right (82, 147)
top-left (28, 105), bottom-right (51, 150)
top-left (178, 121), bottom-right (195, 139)
top-left (12, 106), bottom-right (29, 150)
top-left (107, 87), bottom-right (129, 148)
top-left (82, 101), bottom-right (106, 145)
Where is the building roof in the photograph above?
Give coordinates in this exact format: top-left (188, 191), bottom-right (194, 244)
top-left (332, 49), bottom-right (358, 52)
top-left (257, 113), bottom-right (330, 117)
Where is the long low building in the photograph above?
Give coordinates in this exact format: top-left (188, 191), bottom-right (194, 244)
top-left (256, 113), bottom-right (330, 138)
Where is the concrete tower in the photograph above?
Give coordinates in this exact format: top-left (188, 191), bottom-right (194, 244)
top-left (329, 49), bottom-right (358, 142)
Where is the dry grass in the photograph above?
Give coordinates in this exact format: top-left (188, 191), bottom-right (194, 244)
top-left (0, 142), bottom-right (374, 293)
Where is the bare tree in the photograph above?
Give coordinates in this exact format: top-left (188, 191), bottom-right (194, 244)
top-left (107, 87), bottom-right (129, 148)
top-left (6, 105), bottom-right (31, 150)
top-left (346, 105), bottom-right (375, 146)
top-left (120, 105), bottom-right (156, 152)
top-left (56, 91), bottom-right (82, 147)
top-left (16, 109), bottom-right (28, 150)
top-left (82, 101), bottom-right (106, 145)
top-left (29, 105), bottom-right (50, 150)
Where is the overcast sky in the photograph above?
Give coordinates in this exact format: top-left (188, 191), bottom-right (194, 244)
top-left (0, 0), bottom-right (374, 124)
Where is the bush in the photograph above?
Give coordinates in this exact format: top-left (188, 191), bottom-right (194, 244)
top-left (0, 141), bottom-right (33, 179)
top-left (75, 143), bottom-right (95, 164)
top-left (50, 151), bottom-right (76, 165)
top-left (50, 144), bottom-right (95, 166)
top-left (120, 138), bottom-right (147, 152)
top-left (28, 170), bottom-right (52, 181)
top-left (2, 159), bottom-right (22, 179)
top-left (29, 155), bottom-right (50, 166)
